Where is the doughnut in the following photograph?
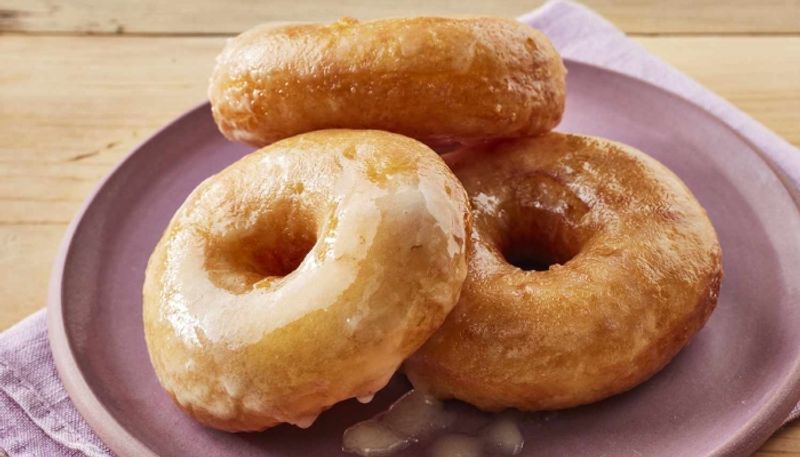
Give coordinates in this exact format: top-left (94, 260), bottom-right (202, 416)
top-left (143, 129), bottom-right (470, 431)
top-left (405, 133), bottom-right (722, 411)
top-left (209, 16), bottom-right (566, 147)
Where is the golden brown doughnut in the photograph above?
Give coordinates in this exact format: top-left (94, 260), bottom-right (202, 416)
top-left (209, 16), bottom-right (566, 147)
top-left (405, 133), bottom-right (722, 411)
top-left (143, 129), bottom-right (470, 431)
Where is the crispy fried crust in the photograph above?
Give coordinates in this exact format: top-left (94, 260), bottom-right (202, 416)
top-left (209, 17), bottom-right (566, 146)
top-left (405, 133), bottom-right (722, 411)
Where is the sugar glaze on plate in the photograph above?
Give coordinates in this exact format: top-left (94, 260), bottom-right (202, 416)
top-left (343, 389), bottom-right (524, 456)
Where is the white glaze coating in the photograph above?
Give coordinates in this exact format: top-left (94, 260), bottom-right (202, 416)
top-left (143, 130), bottom-right (470, 431)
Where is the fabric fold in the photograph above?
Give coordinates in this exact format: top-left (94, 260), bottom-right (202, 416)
top-left (0, 310), bottom-right (112, 457)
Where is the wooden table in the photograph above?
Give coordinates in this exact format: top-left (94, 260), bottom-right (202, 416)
top-left (1, 0), bottom-right (798, 454)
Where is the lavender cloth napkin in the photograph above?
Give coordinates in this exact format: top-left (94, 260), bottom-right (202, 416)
top-left (0, 311), bottom-right (111, 457)
top-left (2, 1), bottom-right (799, 455)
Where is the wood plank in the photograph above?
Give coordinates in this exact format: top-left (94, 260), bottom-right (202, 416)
top-left (1, 0), bottom-right (799, 35)
top-left (757, 422), bottom-right (800, 456)
top-left (0, 35), bottom-right (221, 329)
top-left (0, 226), bottom-right (63, 329)
top-left (635, 36), bottom-right (800, 147)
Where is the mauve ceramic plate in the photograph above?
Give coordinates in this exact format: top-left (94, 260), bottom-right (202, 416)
top-left (48, 60), bottom-right (800, 457)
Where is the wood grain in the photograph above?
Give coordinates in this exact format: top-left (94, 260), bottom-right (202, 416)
top-left (759, 423), bottom-right (800, 456)
top-left (635, 36), bottom-right (800, 147)
top-left (0, 35), bottom-right (217, 328)
top-left (1, 0), bottom-right (800, 35)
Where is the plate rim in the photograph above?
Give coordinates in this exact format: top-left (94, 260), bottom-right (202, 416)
top-left (47, 59), bottom-right (800, 457)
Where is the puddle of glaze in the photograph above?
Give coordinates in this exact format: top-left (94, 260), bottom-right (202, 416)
top-left (382, 390), bottom-right (456, 437)
top-left (342, 390), bottom-right (453, 456)
top-left (481, 418), bottom-right (524, 456)
top-left (342, 389), bottom-right (526, 457)
top-left (429, 434), bottom-right (483, 457)
top-left (342, 420), bottom-right (412, 457)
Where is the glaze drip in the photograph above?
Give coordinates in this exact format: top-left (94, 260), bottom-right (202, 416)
top-left (342, 389), bottom-right (525, 456)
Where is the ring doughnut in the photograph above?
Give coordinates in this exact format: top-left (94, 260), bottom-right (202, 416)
top-left (405, 133), bottom-right (722, 411)
top-left (143, 129), bottom-right (470, 431)
top-left (209, 16), bottom-right (566, 147)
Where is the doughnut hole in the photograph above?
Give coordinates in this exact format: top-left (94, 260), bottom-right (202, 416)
top-left (492, 172), bottom-right (591, 272)
top-left (500, 209), bottom-right (583, 271)
top-left (203, 201), bottom-right (319, 294)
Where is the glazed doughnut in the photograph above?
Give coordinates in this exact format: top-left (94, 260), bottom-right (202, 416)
top-left (405, 133), bottom-right (722, 411)
top-left (143, 129), bottom-right (470, 431)
top-left (209, 16), bottom-right (566, 147)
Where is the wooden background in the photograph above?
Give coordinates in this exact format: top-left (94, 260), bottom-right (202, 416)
top-left (1, 0), bottom-right (799, 454)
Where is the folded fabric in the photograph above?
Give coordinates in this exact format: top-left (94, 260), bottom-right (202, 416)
top-left (1, 1), bottom-right (798, 455)
top-left (0, 310), bottom-right (111, 456)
